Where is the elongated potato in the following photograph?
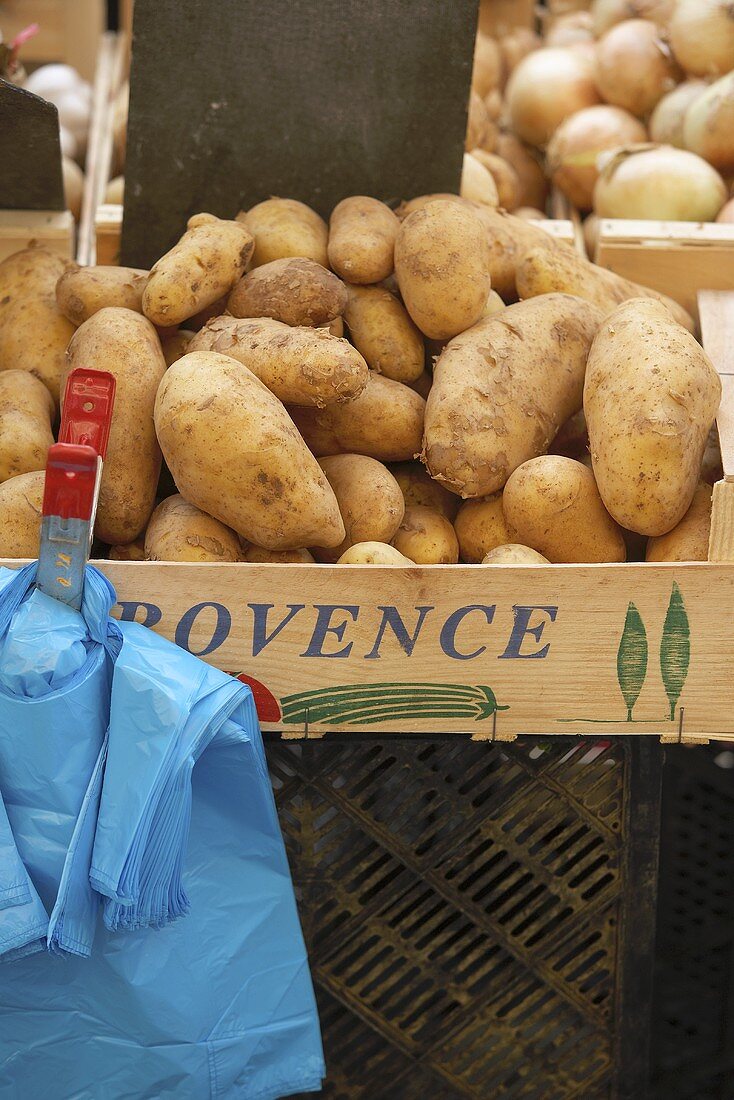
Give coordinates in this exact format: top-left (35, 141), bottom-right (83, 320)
top-left (646, 483), bottom-right (712, 562)
top-left (0, 371), bottom-right (54, 482)
top-left (313, 454), bottom-right (405, 563)
top-left (516, 245), bottom-right (696, 333)
top-left (503, 456), bottom-right (626, 563)
top-left (328, 196), bottom-right (400, 284)
top-left (64, 307), bottom-right (167, 544)
top-left (472, 205), bottom-right (562, 301)
top-left (188, 315), bottom-right (368, 407)
top-left (145, 494), bottom-right (243, 562)
top-left (343, 285), bottom-right (424, 383)
top-left (482, 544), bottom-right (550, 564)
top-left (155, 350), bottom-right (345, 549)
top-left (243, 545), bottom-right (315, 563)
top-left (289, 372), bottom-right (425, 461)
top-left (0, 470), bottom-right (44, 557)
top-left (454, 494), bottom-right (511, 562)
top-left (338, 542), bottom-right (414, 565)
top-left (142, 213), bottom-right (254, 326)
top-left (390, 461), bottom-right (460, 519)
top-left (227, 257), bottom-right (347, 327)
top-left (395, 200), bottom-right (492, 339)
top-left (423, 294), bottom-right (602, 498)
top-left (392, 503), bottom-right (459, 564)
top-left (56, 265), bottom-right (148, 325)
top-left (240, 199), bottom-right (328, 268)
top-left (585, 299), bottom-right (721, 535)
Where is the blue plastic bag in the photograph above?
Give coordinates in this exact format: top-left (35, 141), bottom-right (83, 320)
top-left (0, 564), bottom-right (324, 1099)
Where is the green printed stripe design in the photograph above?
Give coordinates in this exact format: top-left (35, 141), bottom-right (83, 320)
top-left (617, 602), bottom-right (648, 722)
top-left (280, 682), bottom-right (509, 726)
top-left (660, 582), bottom-right (690, 721)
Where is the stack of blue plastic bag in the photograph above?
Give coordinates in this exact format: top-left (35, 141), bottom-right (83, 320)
top-left (0, 563), bottom-right (324, 1099)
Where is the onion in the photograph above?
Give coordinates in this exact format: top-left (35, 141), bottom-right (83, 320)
top-left (596, 19), bottom-right (682, 118)
top-left (495, 131), bottom-right (550, 209)
top-left (583, 213), bottom-right (599, 258)
top-left (499, 28), bottom-right (541, 81)
top-left (514, 206), bottom-right (548, 220)
top-left (683, 70), bottom-right (734, 175)
top-left (105, 175), bottom-right (125, 204)
top-left (716, 197), bottom-right (734, 221)
top-left (58, 125), bottom-right (77, 160)
top-left (594, 144), bottom-right (727, 220)
top-left (549, 0), bottom-right (594, 12)
top-left (547, 104), bottom-right (648, 210)
top-left (649, 80), bottom-right (708, 147)
top-left (473, 32), bottom-right (503, 99)
top-left (62, 156), bottom-right (84, 221)
top-left (466, 90), bottom-right (492, 151)
top-left (669, 0), bottom-right (734, 78)
top-left (461, 153), bottom-right (500, 206)
top-left (470, 149), bottom-right (520, 209)
top-left (591, 0), bottom-right (674, 36)
top-left (506, 47), bottom-right (600, 147)
top-left (23, 63), bottom-right (84, 101)
top-left (545, 12), bottom-right (595, 48)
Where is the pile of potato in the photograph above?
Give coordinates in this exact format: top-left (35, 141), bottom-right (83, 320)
top-left (0, 190), bottom-right (722, 567)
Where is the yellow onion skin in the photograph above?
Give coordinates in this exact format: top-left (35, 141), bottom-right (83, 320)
top-left (547, 104), bottom-right (648, 211)
top-left (595, 19), bottom-right (682, 119)
top-left (669, 0), bottom-right (734, 79)
top-left (594, 145), bottom-right (728, 221)
top-left (507, 47), bottom-right (601, 148)
top-left (683, 71), bottom-right (734, 177)
top-left (649, 81), bottom-right (709, 148)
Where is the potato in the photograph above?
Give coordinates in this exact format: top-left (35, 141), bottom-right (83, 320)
top-left (227, 257), bottom-right (347, 327)
top-left (503, 456), bottom-right (626, 563)
top-left (482, 544), bottom-right (550, 564)
top-left (0, 470), bottom-right (44, 557)
top-left (160, 329), bottom-right (195, 367)
top-left (471, 205), bottom-right (562, 301)
top-left (454, 494), bottom-right (511, 562)
top-left (0, 371), bottom-right (54, 482)
top-left (108, 538), bottom-right (146, 561)
top-left (56, 265), bottom-right (149, 325)
top-left (392, 503), bottom-right (459, 564)
top-left (0, 248), bottom-right (76, 317)
top-left (390, 461), bottom-right (460, 519)
top-left (185, 295), bottom-right (230, 331)
top-left (155, 350), bottom-right (345, 550)
top-left (584, 299), bottom-right (721, 535)
top-left (142, 213), bottom-right (254, 327)
top-left (240, 198), bottom-right (328, 268)
top-left (645, 484), bottom-right (712, 562)
top-left (188, 315), bottom-right (368, 407)
top-left (395, 200), bottom-right (492, 340)
top-left (338, 542), bottom-right (414, 565)
top-left (289, 372), bottom-right (425, 461)
top-left (243, 545), bottom-right (315, 563)
top-left (145, 494), bottom-right (243, 562)
top-left (423, 294), bottom-right (602, 497)
top-left (395, 194), bottom-right (466, 220)
top-left (323, 316), bottom-right (344, 338)
top-left (469, 150), bottom-right (520, 210)
top-left (516, 245), bottom-right (696, 333)
top-left (313, 454), bottom-right (405, 563)
top-left (343, 285), bottom-right (424, 383)
top-left (64, 307), bottom-right (167, 544)
top-left (328, 197), bottom-right (400, 284)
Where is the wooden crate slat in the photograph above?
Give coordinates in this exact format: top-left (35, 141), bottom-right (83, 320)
top-left (0, 209), bottom-right (73, 262)
top-left (698, 290), bottom-right (734, 482)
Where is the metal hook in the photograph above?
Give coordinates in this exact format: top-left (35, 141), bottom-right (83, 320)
top-left (304, 707), bottom-right (310, 741)
top-left (677, 707), bottom-right (685, 745)
top-left (491, 709), bottom-right (497, 744)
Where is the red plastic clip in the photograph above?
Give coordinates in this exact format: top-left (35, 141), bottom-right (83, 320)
top-left (58, 369), bottom-right (117, 460)
top-left (41, 444), bottom-right (98, 521)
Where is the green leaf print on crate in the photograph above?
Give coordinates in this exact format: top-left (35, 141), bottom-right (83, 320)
top-left (659, 581), bottom-right (690, 722)
top-left (617, 602), bottom-right (648, 721)
top-left (280, 683), bottom-right (509, 726)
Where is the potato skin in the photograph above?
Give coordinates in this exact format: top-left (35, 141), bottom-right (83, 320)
top-left (0, 371), bottom-right (54, 483)
top-left (56, 265), bottom-right (148, 325)
top-left (390, 461), bottom-right (460, 519)
top-left (516, 245), bottom-right (696, 333)
top-left (145, 494), bottom-right (243, 562)
top-left (289, 372), bottom-right (425, 461)
top-left (108, 538), bottom-right (146, 561)
top-left (64, 307), bottom-right (167, 544)
top-left (585, 299), bottom-right (721, 536)
top-left (454, 494), bottom-right (511, 562)
top-left (160, 329), bottom-right (195, 367)
top-left (227, 257), bottom-right (347, 327)
top-left (0, 470), bottom-right (44, 557)
top-left (0, 249), bottom-right (76, 318)
top-left (154, 350), bottom-right (345, 550)
top-left (241, 199), bottom-right (328, 268)
top-left (313, 454), bottom-right (405, 563)
top-left (482, 544), bottom-right (550, 564)
top-left (142, 213), bottom-right (254, 326)
top-left (503, 456), bottom-right (626, 563)
top-left (188, 315), bottom-right (368, 407)
top-left (328, 196), bottom-right (400, 284)
top-left (423, 294), bottom-right (602, 498)
top-left (338, 541), bottom-right (414, 565)
top-left (646, 483), bottom-right (712, 562)
top-left (343, 285), bottom-right (424, 383)
top-left (243, 545), bottom-right (315, 563)
top-left (395, 200), bottom-right (492, 340)
top-left (392, 503), bottom-right (459, 564)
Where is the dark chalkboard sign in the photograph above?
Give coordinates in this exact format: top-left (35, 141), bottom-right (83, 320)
top-left (0, 79), bottom-right (64, 210)
top-left (121, 0), bottom-right (478, 267)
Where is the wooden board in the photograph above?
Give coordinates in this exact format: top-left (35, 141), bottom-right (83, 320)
top-left (478, 0), bottom-right (536, 35)
top-left (0, 208), bottom-right (73, 261)
top-left (596, 220), bottom-right (734, 317)
top-left (120, 0), bottom-right (478, 267)
top-left (699, 290), bottom-right (734, 483)
top-left (0, 0), bottom-right (104, 81)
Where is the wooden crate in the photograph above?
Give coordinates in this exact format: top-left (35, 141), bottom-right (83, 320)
top-left (0, 208), bottom-right (73, 262)
top-left (0, 0), bottom-right (104, 81)
top-left (478, 0), bottom-right (536, 36)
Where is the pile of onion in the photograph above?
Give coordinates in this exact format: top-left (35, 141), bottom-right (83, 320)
top-left (594, 145), bottom-right (727, 221)
top-left (547, 104), bottom-right (648, 210)
top-left (649, 81), bottom-right (708, 147)
top-left (595, 19), bottom-right (681, 119)
top-left (683, 71), bottom-right (734, 176)
top-left (495, 131), bottom-right (549, 209)
top-left (591, 0), bottom-right (675, 36)
top-left (669, 0), bottom-right (734, 78)
top-left (506, 47), bottom-right (600, 147)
